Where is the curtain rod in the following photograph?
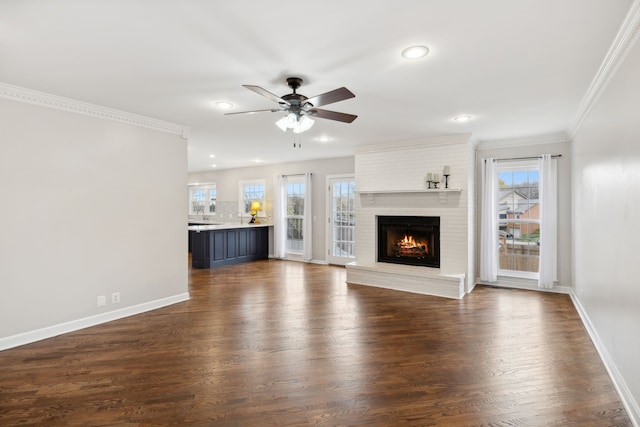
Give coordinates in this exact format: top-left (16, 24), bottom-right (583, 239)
top-left (281, 173), bottom-right (312, 177)
top-left (487, 154), bottom-right (562, 162)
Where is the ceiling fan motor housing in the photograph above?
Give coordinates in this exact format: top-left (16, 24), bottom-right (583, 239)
top-left (286, 77), bottom-right (303, 91)
top-left (282, 78), bottom-right (311, 111)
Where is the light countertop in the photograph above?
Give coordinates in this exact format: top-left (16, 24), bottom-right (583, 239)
top-left (188, 222), bottom-right (272, 231)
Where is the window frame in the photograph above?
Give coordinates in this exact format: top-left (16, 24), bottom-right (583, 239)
top-left (496, 160), bottom-right (540, 280)
top-left (285, 176), bottom-right (305, 255)
top-left (238, 179), bottom-right (266, 218)
top-left (189, 184), bottom-right (217, 216)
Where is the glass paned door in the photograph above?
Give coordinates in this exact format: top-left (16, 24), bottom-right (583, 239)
top-left (327, 176), bottom-right (356, 265)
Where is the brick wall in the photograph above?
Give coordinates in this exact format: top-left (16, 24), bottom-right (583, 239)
top-left (350, 135), bottom-right (475, 294)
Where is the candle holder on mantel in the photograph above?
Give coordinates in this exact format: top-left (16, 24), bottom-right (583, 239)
top-left (443, 165), bottom-right (451, 189)
top-left (432, 173), bottom-right (440, 189)
top-left (425, 172), bottom-right (441, 189)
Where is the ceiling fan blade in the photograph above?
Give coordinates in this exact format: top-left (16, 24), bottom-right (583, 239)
top-left (308, 108), bottom-right (357, 123)
top-left (305, 87), bottom-right (355, 108)
top-left (225, 108), bottom-right (281, 115)
top-left (242, 85), bottom-right (290, 105)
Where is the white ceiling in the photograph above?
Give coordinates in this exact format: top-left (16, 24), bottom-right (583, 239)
top-left (0, 1), bottom-right (632, 172)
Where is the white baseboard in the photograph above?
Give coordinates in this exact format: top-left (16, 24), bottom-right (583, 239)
top-left (0, 293), bottom-right (190, 351)
top-left (476, 276), bottom-right (572, 294)
top-left (473, 280), bottom-right (638, 425)
top-left (569, 290), bottom-right (640, 426)
top-left (268, 256), bottom-right (329, 265)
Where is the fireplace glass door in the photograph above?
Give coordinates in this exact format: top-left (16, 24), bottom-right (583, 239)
top-left (377, 216), bottom-right (440, 268)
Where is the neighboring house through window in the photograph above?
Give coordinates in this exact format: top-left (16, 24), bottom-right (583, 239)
top-left (497, 161), bottom-right (540, 278)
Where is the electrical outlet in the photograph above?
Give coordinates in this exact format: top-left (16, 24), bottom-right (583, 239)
top-left (97, 295), bottom-right (106, 307)
top-left (111, 292), bottom-right (120, 304)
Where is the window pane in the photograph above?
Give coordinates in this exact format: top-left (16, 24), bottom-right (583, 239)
top-left (242, 183), bottom-right (265, 213)
top-left (331, 180), bottom-right (356, 258)
top-left (286, 218), bottom-right (304, 252)
top-left (287, 182), bottom-right (304, 216)
top-left (498, 166), bottom-right (540, 275)
top-left (208, 188), bottom-right (217, 213)
top-left (192, 189), bottom-right (205, 214)
top-left (286, 179), bottom-right (305, 253)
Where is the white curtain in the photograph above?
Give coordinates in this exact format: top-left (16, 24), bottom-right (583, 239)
top-left (302, 172), bottom-right (313, 261)
top-left (538, 154), bottom-right (558, 289)
top-left (273, 174), bottom-right (288, 259)
top-left (480, 158), bottom-right (499, 282)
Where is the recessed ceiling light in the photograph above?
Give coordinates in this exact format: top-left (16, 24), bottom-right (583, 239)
top-left (401, 45), bottom-right (430, 59)
top-left (254, 159), bottom-right (263, 163)
top-left (453, 115), bottom-right (472, 122)
top-left (209, 154), bottom-right (216, 158)
top-left (315, 136), bottom-right (333, 143)
top-left (211, 164), bottom-right (217, 168)
top-left (214, 101), bottom-right (233, 110)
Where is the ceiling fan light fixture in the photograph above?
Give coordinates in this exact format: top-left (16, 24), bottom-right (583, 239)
top-left (275, 114), bottom-right (294, 132)
top-left (275, 117), bottom-right (288, 132)
top-left (401, 45), bottom-right (430, 59)
top-left (294, 115), bottom-right (315, 133)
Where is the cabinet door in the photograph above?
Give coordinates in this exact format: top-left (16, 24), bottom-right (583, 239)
top-left (212, 231), bottom-right (225, 262)
top-left (237, 229), bottom-right (248, 258)
top-left (248, 229), bottom-right (258, 255)
top-left (225, 230), bottom-right (237, 259)
top-left (190, 231), bottom-right (210, 268)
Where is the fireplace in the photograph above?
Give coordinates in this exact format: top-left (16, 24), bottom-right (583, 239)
top-left (377, 216), bottom-right (440, 268)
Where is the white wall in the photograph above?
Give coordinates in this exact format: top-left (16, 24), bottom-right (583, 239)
top-left (572, 33), bottom-right (640, 421)
top-left (189, 156), bottom-right (355, 262)
top-left (0, 97), bottom-right (188, 345)
top-left (475, 139), bottom-right (572, 289)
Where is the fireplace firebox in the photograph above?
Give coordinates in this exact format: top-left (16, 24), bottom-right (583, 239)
top-left (377, 216), bottom-right (440, 268)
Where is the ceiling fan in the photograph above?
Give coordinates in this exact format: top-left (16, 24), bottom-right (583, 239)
top-left (226, 77), bottom-right (357, 133)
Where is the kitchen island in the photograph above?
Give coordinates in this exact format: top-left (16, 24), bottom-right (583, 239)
top-left (188, 223), bottom-right (271, 268)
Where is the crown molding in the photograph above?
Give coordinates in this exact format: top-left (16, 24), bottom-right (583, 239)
top-left (0, 81), bottom-right (190, 138)
top-left (356, 133), bottom-right (473, 154)
top-left (477, 131), bottom-right (571, 151)
top-left (570, 0), bottom-right (640, 139)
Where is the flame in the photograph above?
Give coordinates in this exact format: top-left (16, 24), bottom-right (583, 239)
top-left (398, 234), bottom-right (428, 252)
top-left (401, 234), bottom-right (415, 246)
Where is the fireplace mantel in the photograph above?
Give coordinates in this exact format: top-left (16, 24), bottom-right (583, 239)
top-left (356, 189), bottom-right (461, 194)
top-left (357, 188), bottom-right (462, 204)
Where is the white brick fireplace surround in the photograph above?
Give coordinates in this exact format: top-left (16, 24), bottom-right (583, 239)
top-left (346, 135), bottom-right (476, 299)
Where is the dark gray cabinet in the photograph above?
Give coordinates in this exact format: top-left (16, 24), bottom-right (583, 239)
top-left (190, 227), bottom-right (268, 268)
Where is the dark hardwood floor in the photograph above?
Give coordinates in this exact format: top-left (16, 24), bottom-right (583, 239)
top-left (0, 259), bottom-right (631, 426)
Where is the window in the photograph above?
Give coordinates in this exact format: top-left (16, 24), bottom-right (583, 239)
top-left (189, 184), bottom-right (216, 215)
top-left (497, 161), bottom-right (540, 278)
top-left (328, 178), bottom-right (356, 262)
top-left (286, 177), bottom-right (305, 253)
top-left (239, 179), bottom-right (265, 216)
